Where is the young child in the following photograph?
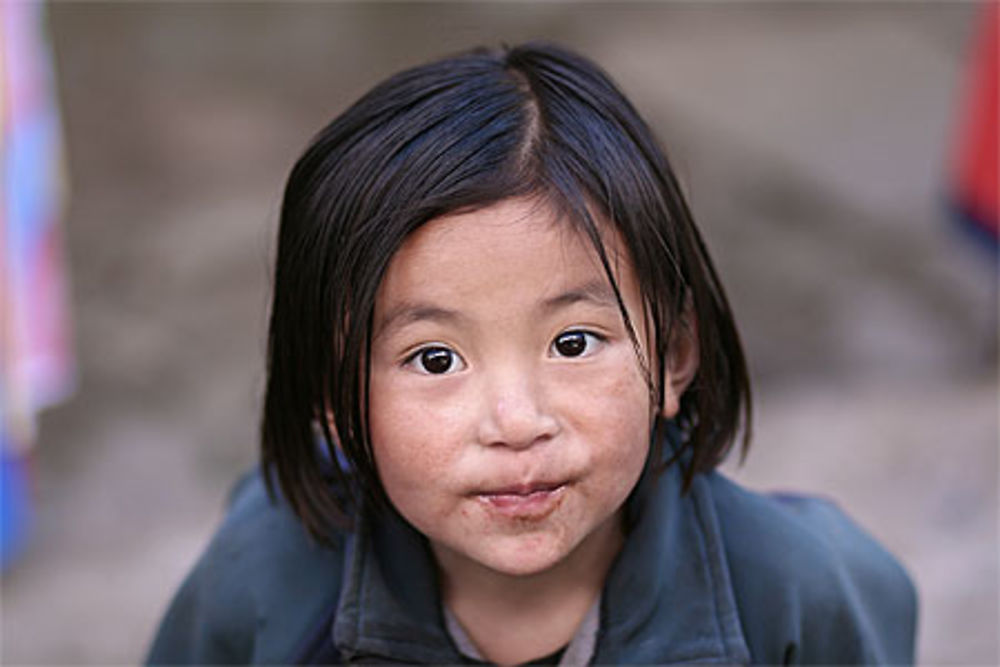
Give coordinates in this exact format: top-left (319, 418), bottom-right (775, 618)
top-left (147, 43), bottom-right (917, 665)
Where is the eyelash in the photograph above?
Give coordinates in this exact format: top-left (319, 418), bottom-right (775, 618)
top-left (403, 345), bottom-right (466, 375)
top-left (402, 329), bottom-right (606, 375)
top-left (550, 329), bottom-right (605, 359)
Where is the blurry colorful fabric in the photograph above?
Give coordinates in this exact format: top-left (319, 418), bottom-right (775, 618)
top-left (1, 0), bottom-right (73, 570)
top-left (1, 437), bottom-right (32, 567)
top-left (950, 2), bottom-right (998, 252)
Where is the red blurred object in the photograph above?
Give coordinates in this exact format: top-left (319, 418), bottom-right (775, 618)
top-left (951, 2), bottom-right (999, 246)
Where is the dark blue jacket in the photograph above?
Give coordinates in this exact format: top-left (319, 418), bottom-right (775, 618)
top-left (147, 459), bottom-right (917, 664)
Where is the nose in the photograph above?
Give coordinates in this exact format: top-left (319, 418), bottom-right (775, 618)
top-left (476, 366), bottom-right (560, 450)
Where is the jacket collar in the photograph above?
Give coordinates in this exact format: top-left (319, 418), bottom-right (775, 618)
top-left (333, 451), bottom-right (749, 664)
top-left (333, 500), bottom-right (461, 663)
top-left (595, 458), bottom-right (750, 664)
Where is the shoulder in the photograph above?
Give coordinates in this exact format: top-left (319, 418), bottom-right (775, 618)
top-left (701, 473), bottom-right (918, 664)
top-left (146, 467), bottom-right (349, 665)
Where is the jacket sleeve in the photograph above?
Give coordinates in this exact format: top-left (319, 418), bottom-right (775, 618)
top-left (778, 495), bottom-right (919, 664)
top-left (710, 477), bottom-right (918, 665)
top-left (146, 473), bottom-right (264, 664)
top-left (145, 470), bottom-right (348, 665)
top-left (146, 545), bottom-right (258, 664)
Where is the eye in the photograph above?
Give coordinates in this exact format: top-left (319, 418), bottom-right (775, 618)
top-left (551, 330), bottom-right (603, 358)
top-left (405, 346), bottom-right (465, 375)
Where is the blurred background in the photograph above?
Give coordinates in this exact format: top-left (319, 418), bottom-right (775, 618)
top-left (1, 2), bottom-right (996, 664)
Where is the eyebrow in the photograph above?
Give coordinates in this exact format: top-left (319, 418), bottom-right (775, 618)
top-left (373, 303), bottom-right (463, 341)
top-left (374, 280), bottom-right (621, 340)
top-left (540, 280), bottom-right (620, 314)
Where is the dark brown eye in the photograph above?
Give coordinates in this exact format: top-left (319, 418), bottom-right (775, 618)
top-left (418, 347), bottom-right (455, 374)
top-left (553, 331), bottom-right (588, 357)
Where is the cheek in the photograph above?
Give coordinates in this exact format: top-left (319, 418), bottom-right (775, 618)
top-left (562, 352), bottom-right (652, 436)
top-left (368, 375), bottom-right (469, 502)
top-left (557, 352), bottom-right (652, 480)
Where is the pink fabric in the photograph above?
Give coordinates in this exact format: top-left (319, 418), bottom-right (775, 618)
top-left (1, 0), bottom-right (74, 452)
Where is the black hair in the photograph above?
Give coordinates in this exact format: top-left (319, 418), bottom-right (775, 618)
top-left (261, 42), bottom-right (752, 541)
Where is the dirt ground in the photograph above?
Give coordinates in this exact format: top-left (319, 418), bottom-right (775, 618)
top-left (2, 3), bottom-right (997, 664)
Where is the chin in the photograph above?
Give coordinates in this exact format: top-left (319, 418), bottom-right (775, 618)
top-left (469, 535), bottom-right (571, 578)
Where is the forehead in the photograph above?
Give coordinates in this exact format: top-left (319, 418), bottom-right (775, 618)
top-left (373, 198), bottom-right (635, 319)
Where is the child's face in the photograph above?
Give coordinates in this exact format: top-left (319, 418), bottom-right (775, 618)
top-left (368, 198), bottom-right (653, 578)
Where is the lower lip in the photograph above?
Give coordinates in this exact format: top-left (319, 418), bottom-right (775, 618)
top-left (476, 485), bottom-right (566, 520)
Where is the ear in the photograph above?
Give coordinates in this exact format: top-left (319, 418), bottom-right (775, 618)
top-left (319, 397), bottom-right (341, 447)
top-left (660, 304), bottom-right (699, 420)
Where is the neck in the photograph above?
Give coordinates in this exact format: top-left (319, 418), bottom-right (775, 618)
top-left (433, 512), bottom-right (624, 666)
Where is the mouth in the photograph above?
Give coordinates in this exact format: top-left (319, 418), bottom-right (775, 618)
top-left (474, 481), bottom-right (568, 520)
